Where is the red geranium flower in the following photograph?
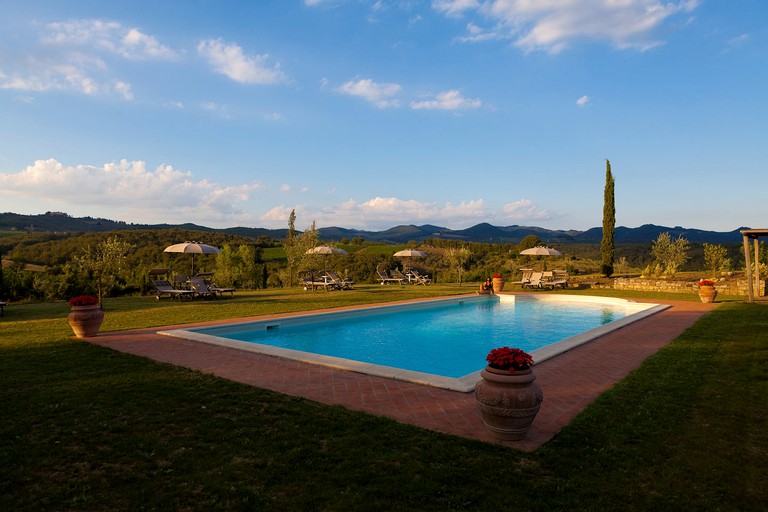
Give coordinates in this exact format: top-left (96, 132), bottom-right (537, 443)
top-left (68, 295), bottom-right (99, 307)
top-left (492, 273), bottom-right (502, 279)
top-left (486, 346), bottom-right (534, 372)
top-left (698, 279), bottom-right (715, 287)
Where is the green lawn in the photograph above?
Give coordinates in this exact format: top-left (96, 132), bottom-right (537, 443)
top-left (1, 287), bottom-right (766, 511)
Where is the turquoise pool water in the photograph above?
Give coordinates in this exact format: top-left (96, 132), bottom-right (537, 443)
top-left (163, 295), bottom-right (664, 391)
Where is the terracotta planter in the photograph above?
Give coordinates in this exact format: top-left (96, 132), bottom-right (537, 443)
top-left (492, 278), bottom-right (505, 292)
top-left (698, 285), bottom-right (718, 303)
top-left (68, 304), bottom-right (104, 338)
top-left (474, 367), bottom-right (543, 441)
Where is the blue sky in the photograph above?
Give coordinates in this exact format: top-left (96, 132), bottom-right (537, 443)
top-left (1, 1), bottom-right (765, 232)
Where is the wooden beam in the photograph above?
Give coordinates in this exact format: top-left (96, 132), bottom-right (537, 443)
top-left (743, 234), bottom-right (754, 302)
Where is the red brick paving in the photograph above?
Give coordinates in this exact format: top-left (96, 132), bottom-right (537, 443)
top-left (90, 296), bottom-right (715, 451)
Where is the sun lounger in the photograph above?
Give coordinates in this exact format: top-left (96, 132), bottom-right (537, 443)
top-left (377, 270), bottom-right (404, 285)
top-left (523, 272), bottom-right (544, 289)
top-left (173, 274), bottom-right (189, 289)
top-left (391, 269), bottom-right (408, 283)
top-left (188, 276), bottom-right (218, 298)
top-left (548, 270), bottom-right (569, 289)
top-left (510, 269), bottom-right (534, 288)
top-left (409, 269), bottom-right (431, 285)
top-left (324, 270), bottom-right (354, 290)
top-left (207, 281), bottom-right (236, 297)
top-left (299, 271), bottom-right (333, 291)
top-left (152, 279), bottom-right (195, 300)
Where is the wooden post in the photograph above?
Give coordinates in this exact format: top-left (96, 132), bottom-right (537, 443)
top-left (743, 234), bottom-right (754, 302)
top-left (754, 238), bottom-right (761, 296)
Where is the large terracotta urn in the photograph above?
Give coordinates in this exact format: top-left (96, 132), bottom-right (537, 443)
top-left (475, 367), bottom-right (543, 441)
top-left (492, 277), bottom-right (505, 292)
top-left (698, 285), bottom-right (718, 303)
top-left (68, 304), bottom-right (104, 338)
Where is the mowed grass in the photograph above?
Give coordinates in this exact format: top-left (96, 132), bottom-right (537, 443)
top-left (1, 286), bottom-right (766, 511)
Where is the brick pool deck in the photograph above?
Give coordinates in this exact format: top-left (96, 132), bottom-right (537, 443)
top-left (90, 295), bottom-right (716, 451)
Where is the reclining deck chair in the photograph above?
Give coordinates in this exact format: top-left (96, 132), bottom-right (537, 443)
top-left (324, 270), bottom-right (354, 290)
top-left (377, 270), bottom-right (404, 285)
top-left (188, 276), bottom-right (219, 298)
top-left (152, 280), bottom-right (195, 300)
top-left (409, 269), bottom-right (431, 285)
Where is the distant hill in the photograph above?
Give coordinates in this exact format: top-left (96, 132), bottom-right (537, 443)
top-left (0, 211), bottom-right (748, 244)
top-left (575, 224), bottom-right (747, 244)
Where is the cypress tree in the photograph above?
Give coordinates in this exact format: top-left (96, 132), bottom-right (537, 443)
top-left (601, 159), bottom-right (615, 277)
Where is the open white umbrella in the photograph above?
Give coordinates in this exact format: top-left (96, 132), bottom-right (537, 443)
top-left (394, 248), bottom-right (427, 273)
top-left (163, 241), bottom-right (220, 275)
top-left (519, 246), bottom-right (562, 256)
top-left (306, 246), bottom-right (348, 256)
top-left (519, 246), bottom-right (562, 271)
top-left (305, 246), bottom-right (347, 274)
top-left (393, 249), bottom-right (427, 258)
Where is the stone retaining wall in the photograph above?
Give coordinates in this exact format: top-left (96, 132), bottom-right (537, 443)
top-left (611, 277), bottom-right (765, 296)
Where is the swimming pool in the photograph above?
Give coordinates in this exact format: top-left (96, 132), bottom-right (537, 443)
top-left (160, 294), bottom-right (667, 392)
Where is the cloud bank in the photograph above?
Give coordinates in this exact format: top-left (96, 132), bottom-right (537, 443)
top-left (0, 159), bottom-right (553, 230)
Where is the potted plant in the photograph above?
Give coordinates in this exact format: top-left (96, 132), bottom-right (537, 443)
top-left (67, 295), bottom-right (104, 338)
top-left (697, 279), bottom-right (717, 303)
top-left (492, 273), bottom-right (504, 292)
top-left (474, 347), bottom-right (543, 441)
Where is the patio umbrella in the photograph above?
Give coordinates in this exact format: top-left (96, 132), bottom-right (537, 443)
top-left (306, 246), bottom-right (347, 272)
top-left (519, 246), bottom-right (563, 256)
top-left (393, 249), bottom-right (427, 258)
top-left (519, 246), bottom-right (562, 271)
top-left (163, 241), bottom-right (220, 275)
top-left (394, 248), bottom-right (427, 272)
top-left (306, 246), bottom-right (348, 256)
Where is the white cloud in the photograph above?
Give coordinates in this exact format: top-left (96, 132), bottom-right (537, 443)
top-left (410, 90), bottom-right (482, 110)
top-left (43, 19), bottom-right (178, 60)
top-left (432, 0), bottom-right (481, 18)
top-left (303, 196), bottom-right (489, 229)
top-left (197, 38), bottom-right (288, 85)
top-left (0, 160), bottom-right (555, 230)
top-left (0, 63), bottom-right (134, 99)
top-left (336, 78), bottom-right (402, 108)
top-left (439, 0), bottom-right (699, 53)
top-left (501, 199), bottom-right (551, 222)
top-left (0, 159), bottom-right (261, 226)
top-left (0, 19), bottom-right (178, 99)
top-left (458, 22), bottom-right (504, 43)
top-left (576, 95), bottom-right (589, 107)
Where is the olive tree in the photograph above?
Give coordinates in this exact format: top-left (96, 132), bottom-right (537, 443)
top-left (75, 236), bottom-right (134, 305)
top-left (651, 232), bottom-right (689, 277)
top-left (444, 246), bottom-right (472, 286)
top-left (703, 243), bottom-right (731, 277)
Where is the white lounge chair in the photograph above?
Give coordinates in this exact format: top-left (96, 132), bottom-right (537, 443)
top-left (409, 269), bottom-right (431, 285)
top-left (510, 269), bottom-right (534, 288)
top-left (324, 270), bottom-right (354, 290)
top-left (523, 272), bottom-right (544, 289)
top-left (549, 270), bottom-right (569, 289)
top-left (377, 270), bottom-right (404, 285)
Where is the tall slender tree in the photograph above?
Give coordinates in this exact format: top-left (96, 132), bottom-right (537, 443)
top-left (601, 159), bottom-right (615, 277)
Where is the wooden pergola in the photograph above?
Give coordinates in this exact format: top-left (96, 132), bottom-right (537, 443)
top-left (741, 229), bottom-right (767, 302)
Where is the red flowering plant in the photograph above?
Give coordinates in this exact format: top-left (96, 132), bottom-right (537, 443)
top-left (492, 273), bottom-right (502, 279)
top-left (698, 279), bottom-right (716, 287)
top-left (68, 295), bottom-right (100, 307)
top-left (485, 346), bottom-right (534, 373)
